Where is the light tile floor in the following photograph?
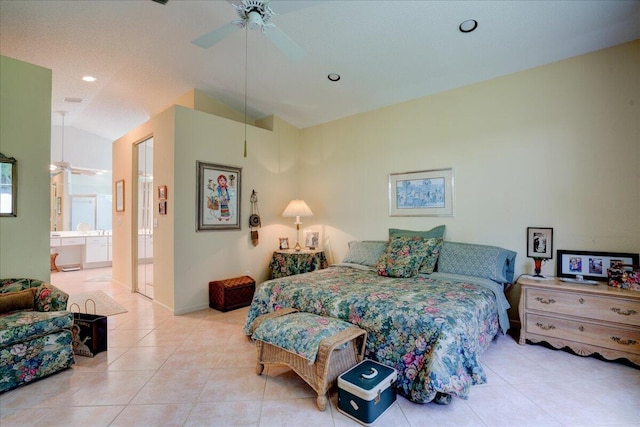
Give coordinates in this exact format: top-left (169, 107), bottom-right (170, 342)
top-left (1, 267), bottom-right (639, 426)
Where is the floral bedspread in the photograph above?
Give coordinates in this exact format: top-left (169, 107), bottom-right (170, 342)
top-left (243, 265), bottom-right (502, 404)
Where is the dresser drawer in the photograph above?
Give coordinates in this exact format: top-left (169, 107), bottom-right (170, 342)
top-left (526, 313), bottom-right (640, 355)
top-left (86, 236), bottom-right (108, 245)
top-left (526, 288), bottom-right (640, 327)
top-left (60, 237), bottom-right (86, 246)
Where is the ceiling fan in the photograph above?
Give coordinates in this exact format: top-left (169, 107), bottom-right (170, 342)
top-left (192, 0), bottom-right (306, 61)
top-left (50, 112), bottom-right (96, 176)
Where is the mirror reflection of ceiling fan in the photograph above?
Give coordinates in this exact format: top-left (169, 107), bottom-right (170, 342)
top-left (50, 111), bottom-right (96, 176)
top-left (191, 0), bottom-right (308, 61)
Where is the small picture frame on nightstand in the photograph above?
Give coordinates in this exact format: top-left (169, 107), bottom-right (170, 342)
top-left (304, 231), bottom-right (319, 250)
top-left (279, 237), bottom-right (289, 250)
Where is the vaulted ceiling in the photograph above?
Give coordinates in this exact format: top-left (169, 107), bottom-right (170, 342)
top-left (1, 0), bottom-right (638, 141)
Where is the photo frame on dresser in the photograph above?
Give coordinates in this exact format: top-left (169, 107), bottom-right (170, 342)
top-left (527, 227), bottom-right (553, 259)
top-left (556, 250), bottom-right (639, 282)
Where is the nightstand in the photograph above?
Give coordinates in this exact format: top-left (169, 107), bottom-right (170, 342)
top-left (518, 276), bottom-right (640, 366)
top-left (269, 249), bottom-right (328, 279)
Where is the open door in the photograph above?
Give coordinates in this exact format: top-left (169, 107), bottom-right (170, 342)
top-left (134, 137), bottom-right (154, 298)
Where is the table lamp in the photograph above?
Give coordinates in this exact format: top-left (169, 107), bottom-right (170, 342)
top-left (282, 199), bottom-right (313, 251)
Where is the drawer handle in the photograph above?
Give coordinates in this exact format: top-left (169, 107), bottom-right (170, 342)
top-left (535, 297), bottom-right (556, 305)
top-left (610, 308), bottom-right (638, 316)
top-left (578, 298), bottom-right (585, 304)
top-left (535, 322), bottom-right (556, 331)
top-left (610, 337), bottom-right (637, 346)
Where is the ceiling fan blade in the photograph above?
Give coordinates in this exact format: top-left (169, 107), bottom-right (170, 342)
top-left (263, 24), bottom-right (305, 61)
top-left (192, 22), bottom-right (240, 49)
top-left (71, 167), bottom-right (96, 176)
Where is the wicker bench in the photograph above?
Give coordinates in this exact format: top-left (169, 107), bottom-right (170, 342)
top-left (251, 308), bottom-right (367, 411)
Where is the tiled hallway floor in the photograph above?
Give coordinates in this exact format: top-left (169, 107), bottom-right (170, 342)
top-left (1, 268), bottom-right (639, 426)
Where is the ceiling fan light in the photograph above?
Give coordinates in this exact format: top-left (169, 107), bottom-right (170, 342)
top-left (247, 11), bottom-right (263, 30)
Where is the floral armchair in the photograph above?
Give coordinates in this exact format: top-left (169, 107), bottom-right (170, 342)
top-left (0, 278), bottom-right (75, 392)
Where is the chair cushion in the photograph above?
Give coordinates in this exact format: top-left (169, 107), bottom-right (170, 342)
top-left (0, 310), bottom-right (73, 347)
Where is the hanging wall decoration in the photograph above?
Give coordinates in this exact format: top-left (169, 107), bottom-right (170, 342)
top-left (249, 189), bottom-right (261, 246)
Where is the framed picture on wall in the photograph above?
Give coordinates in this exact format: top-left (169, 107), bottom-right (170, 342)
top-left (158, 185), bottom-right (167, 200)
top-left (389, 168), bottom-right (454, 216)
top-left (115, 180), bottom-right (125, 212)
top-left (158, 201), bottom-right (167, 215)
top-left (196, 162), bottom-right (241, 231)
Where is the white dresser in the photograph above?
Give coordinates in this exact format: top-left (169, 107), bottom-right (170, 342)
top-left (518, 276), bottom-right (640, 366)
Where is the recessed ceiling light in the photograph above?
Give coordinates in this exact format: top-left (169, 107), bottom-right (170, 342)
top-left (82, 75), bottom-right (97, 82)
top-left (328, 73), bottom-right (341, 82)
top-left (459, 19), bottom-right (478, 33)
top-left (64, 97), bottom-right (83, 103)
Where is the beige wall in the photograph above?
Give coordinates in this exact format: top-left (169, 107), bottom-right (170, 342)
top-left (112, 41), bottom-right (639, 323)
top-left (0, 56), bottom-right (52, 280)
top-left (299, 40), bottom-right (640, 325)
top-left (113, 103), bottom-right (301, 314)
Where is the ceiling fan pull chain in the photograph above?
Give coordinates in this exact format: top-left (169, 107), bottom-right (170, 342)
top-left (244, 24), bottom-right (248, 158)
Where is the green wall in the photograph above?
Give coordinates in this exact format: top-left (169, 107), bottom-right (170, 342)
top-left (0, 56), bottom-right (52, 280)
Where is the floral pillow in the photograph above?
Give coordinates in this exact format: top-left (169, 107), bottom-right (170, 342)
top-left (388, 227), bottom-right (445, 274)
top-left (375, 236), bottom-right (440, 278)
top-left (418, 237), bottom-right (444, 274)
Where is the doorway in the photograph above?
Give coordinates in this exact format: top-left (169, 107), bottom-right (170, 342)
top-left (134, 137), bottom-right (154, 298)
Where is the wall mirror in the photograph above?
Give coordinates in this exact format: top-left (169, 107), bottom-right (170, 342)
top-left (0, 153), bottom-right (17, 217)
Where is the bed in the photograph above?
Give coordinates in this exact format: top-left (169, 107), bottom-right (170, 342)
top-left (243, 233), bottom-right (516, 404)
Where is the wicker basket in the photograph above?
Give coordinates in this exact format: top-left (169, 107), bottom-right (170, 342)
top-left (252, 309), bottom-right (367, 411)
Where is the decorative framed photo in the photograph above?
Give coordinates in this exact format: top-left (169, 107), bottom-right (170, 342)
top-left (557, 250), bottom-right (639, 281)
top-left (115, 180), bottom-right (125, 212)
top-left (527, 227), bottom-right (553, 259)
top-left (389, 168), bottom-right (454, 216)
top-left (304, 231), bottom-right (320, 249)
top-left (0, 153), bottom-right (17, 217)
top-left (279, 237), bottom-right (289, 250)
top-left (197, 162), bottom-right (241, 231)
top-left (158, 185), bottom-right (167, 200)
top-left (158, 201), bottom-right (167, 215)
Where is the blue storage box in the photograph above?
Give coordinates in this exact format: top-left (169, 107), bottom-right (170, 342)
top-left (337, 359), bottom-right (397, 425)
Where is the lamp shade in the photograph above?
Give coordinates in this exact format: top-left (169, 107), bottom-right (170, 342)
top-left (282, 199), bottom-right (313, 218)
